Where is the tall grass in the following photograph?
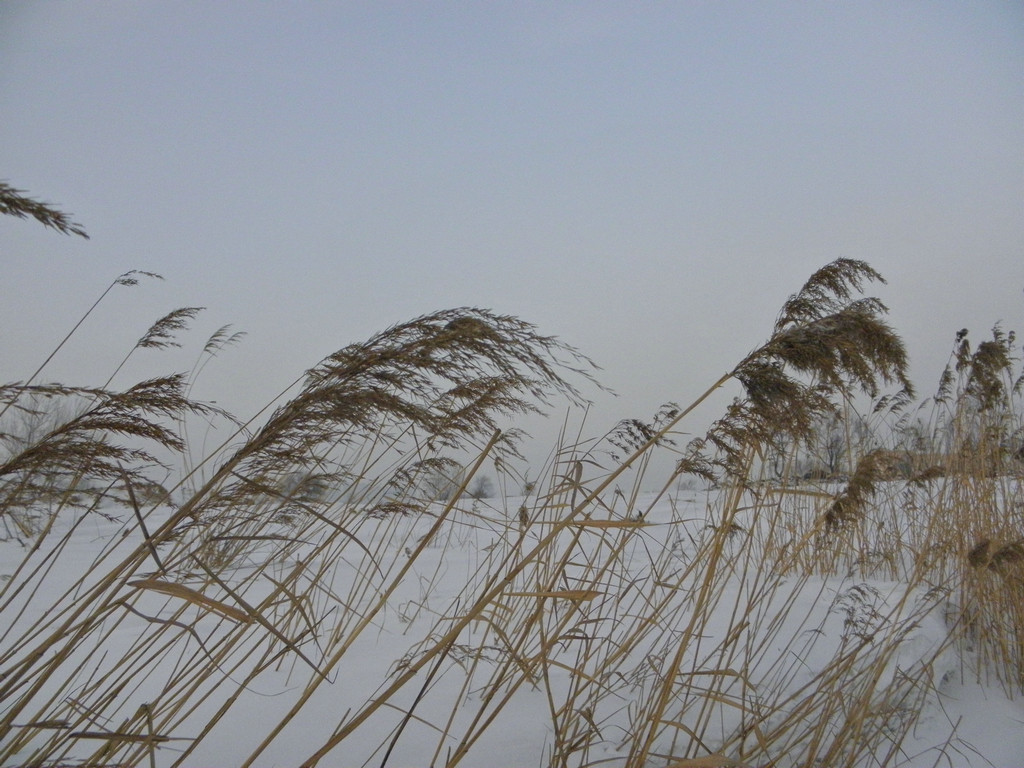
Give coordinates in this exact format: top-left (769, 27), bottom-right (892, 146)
top-left (1, 192), bottom-right (1021, 767)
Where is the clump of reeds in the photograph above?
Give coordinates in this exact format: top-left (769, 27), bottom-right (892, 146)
top-left (915, 325), bottom-right (1024, 692)
top-left (3, 190), bottom-right (1020, 767)
top-left (805, 321), bottom-right (1024, 695)
top-left (1, 186), bottom-right (614, 767)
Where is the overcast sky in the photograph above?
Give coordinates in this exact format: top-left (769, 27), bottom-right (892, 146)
top-left (2, 3), bottom-right (1022, 480)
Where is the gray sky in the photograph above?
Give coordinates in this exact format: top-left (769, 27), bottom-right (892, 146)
top-left (2, 3), bottom-right (1022, 480)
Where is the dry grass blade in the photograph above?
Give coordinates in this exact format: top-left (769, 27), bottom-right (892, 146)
top-left (120, 465), bottom-right (164, 571)
top-left (663, 754), bottom-right (754, 767)
top-left (71, 731), bottom-right (172, 744)
top-left (128, 579), bottom-right (252, 623)
top-left (503, 590), bottom-right (604, 601)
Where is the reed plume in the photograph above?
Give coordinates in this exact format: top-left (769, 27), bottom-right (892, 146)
top-left (673, 259), bottom-right (913, 483)
top-left (0, 182), bottom-right (88, 238)
top-left (176, 307), bottom-right (598, 522)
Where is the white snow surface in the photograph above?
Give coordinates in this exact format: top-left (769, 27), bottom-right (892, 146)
top-left (1, 490), bottom-right (1022, 768)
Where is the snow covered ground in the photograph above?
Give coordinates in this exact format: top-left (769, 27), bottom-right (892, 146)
top-left (2, 487), bottom-right (1022, 767)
